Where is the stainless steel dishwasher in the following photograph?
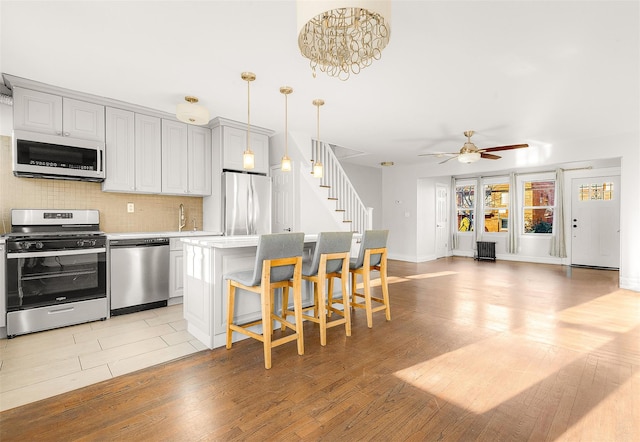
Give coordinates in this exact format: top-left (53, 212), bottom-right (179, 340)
top-left (109, 237), bottom-right (170, 315)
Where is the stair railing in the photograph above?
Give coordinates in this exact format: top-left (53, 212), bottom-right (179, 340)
top-left (312, 139), bottom-right (371, 234)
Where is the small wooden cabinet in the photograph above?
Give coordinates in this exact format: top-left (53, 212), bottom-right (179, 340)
top-left (162, 120), bottom-right (211, 196)
top-left (13, 87), bottom-right (105, 142)
top-left (103, 108), bottom-right (161, 193)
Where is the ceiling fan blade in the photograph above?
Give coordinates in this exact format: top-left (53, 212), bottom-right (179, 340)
top-left (481, 143), bottom-right (529, 153)
top-left (439, 155), bottom-right (459, 164)
top-left (481, 153), bottom-right (501, 160)
top-left (418, 152), bottom-right (458, 157)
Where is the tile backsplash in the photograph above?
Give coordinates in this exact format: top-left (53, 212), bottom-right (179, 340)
top-left (0, 136), bottom-right (203, 233)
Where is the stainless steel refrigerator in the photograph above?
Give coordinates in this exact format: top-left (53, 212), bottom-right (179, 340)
top-left (223, 171), bottom-right (272, 236)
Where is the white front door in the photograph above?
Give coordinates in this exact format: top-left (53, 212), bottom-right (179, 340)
top-left (272, 166), bottom-right (295, 233)
top-left (435, 183), bottom-right (449, 258)
top-left (571, 176), bottom-right (620, 268)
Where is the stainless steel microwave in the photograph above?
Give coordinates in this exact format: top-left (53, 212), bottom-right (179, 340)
top-left (12, 130), bottom-right (105, 182)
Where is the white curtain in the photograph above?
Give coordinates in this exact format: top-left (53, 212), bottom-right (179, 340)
top-left (550, 168), bottom-right (567, 257)
top-left (507, 172), bottom-right (519, 253)
top-left (473, 177), bottom-right (482, 250)
top-left (450, 176), bottom-right (459, 250)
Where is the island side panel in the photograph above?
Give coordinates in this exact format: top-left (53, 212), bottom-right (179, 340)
top-left (184, 243), bottom-right (213, 347)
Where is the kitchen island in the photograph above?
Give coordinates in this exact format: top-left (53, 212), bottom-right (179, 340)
top-left (180, 234), bottom-right (320, 350)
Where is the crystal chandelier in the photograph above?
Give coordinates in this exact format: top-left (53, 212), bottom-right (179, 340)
top-left (241, 72), bottom-right (256, 170)
top-left (297, 0), bottom-right (391, 81)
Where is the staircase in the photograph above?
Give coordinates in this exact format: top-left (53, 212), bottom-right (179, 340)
top-left (311, 139), bottom-right (372, 234)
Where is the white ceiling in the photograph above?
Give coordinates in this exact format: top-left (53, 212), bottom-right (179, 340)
top-left (1, 1), bottom-right (638, 168)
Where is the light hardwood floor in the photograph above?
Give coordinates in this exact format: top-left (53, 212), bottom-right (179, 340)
top-left (1, 257), bottom-right (638, 441)
top-left (0, 303), bottom-right (206, 411)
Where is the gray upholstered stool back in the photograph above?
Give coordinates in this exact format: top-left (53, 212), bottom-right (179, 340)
top-left (303, 231), bottom-right (353, 277)
top-left (352, 230), bottom-right (389, 269)
top-left (246, 232), bottom-right (304, 286)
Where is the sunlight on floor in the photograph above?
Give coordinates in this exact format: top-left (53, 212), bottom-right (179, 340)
top-left (394, 289), bottom-right (640, 415)
top-left (352, 271), bottom-right (457, 289)
top-left (405, 271), bottom-right (458, 280)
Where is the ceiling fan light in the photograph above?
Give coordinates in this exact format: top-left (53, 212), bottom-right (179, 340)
top-left (176, 96), bottom-right (209, 125)
top-left (458, 152), bottom-right (481, 164)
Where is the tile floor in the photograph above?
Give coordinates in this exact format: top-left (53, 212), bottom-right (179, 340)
top-left (0, 304), bottom-right (206, 412)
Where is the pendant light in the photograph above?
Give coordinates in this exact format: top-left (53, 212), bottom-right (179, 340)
top-left (242, 72), bottom-right (256, 170)
top-left (280, 86), bottom-right (293, 172)
top-left (312, 99), bottom-right (324, 178)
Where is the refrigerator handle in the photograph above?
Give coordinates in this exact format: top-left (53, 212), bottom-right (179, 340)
top-left (250, 178), bottom-right (258, 235)
top-left (246, 180), bottom-right (252, 234)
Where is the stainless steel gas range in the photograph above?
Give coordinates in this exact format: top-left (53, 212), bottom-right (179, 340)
top-left (5, 209), bottom-right (108, 338)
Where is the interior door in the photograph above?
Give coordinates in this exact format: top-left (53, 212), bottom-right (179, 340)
top-left (571, 175), bottom-right (620, 268)
top-left (435, 183), bottom-right (449, 258)
top-left (272, 166), bottom-right (295, 233)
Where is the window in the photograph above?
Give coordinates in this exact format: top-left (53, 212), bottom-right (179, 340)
top-left (483, 183), bottom-right (509, 232)
top-left (523, 180), bottom-right (555, 234)
top-left (455, 184), bottom-right (475, 232)
top-left (578, 182), bottom-right (614, 201)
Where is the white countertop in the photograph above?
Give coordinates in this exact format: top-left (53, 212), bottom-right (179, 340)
top-left (106, 231), bottom-right (222, 240)
top-left (181, 234), bottom-right (319, 249)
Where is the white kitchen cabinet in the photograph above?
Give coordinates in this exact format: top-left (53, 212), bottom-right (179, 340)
top-left (162, 119), bottom-right (211, 196)
top-left (134, 114), bottom-right (162, 193)
top-left (103, 109), bottom-right (161, 193)
top-left (187, 125), bottom-right (212, 196)
top-left (222, 125), bottom-right (269, 174)
top-left (13, 87), bottom-right (105, 142)
top-left (169, 238), bottom-right (184, 300)
top-left (103, 108), bottom-right (135, 191)
top-left (203, 118), bottom-right (273, 233)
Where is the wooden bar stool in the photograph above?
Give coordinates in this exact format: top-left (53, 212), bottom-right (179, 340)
top-left (225, 232), bottom-right (304, 369)
top-left (349, 230), bottom-right (391, 328)
top-left (283, 231), bottom-right (353, 346)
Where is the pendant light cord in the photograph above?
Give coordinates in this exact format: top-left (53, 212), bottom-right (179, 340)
top-left (246, 79), bottom-right (251, 151)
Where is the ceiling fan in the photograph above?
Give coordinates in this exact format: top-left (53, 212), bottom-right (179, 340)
top-left (419, 130), bottom-right (529, 164)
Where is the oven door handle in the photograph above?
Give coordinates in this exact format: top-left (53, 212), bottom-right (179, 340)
top-left (7, 248), bottom-right (106, 259)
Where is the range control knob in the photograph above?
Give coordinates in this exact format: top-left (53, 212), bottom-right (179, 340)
top-left (90, 239), bottom-right (97, 246)
top-left (76, 240), bottom-right (85, 247)
top-left (35, 242), bottom-right (44, 249)
top-left (21, 242), bottom-right (32, 250)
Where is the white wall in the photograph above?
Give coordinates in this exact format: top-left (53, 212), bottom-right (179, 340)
top-left (382, 131), bottom-right (640, 291)
top-left (0, 102), bottom-right (12, 136)
top-left (340, 162), bottom-right (382, 229)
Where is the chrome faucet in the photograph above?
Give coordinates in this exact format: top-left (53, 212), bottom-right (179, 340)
top-left (178, 204), bottom-right (186, 232)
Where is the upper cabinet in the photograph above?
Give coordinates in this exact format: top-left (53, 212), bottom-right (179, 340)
top-left (162, 119), bottom-right (211, 196)
top-left (211, 117), bottom-right (272, 175)
top-left (103, 108), bottom-right (162, 193)
top-left (222, 126), bottom-right (269, 174)
top-left (13, 87), bottom-right (105, 142)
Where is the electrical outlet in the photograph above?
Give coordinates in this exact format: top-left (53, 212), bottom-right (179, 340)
top-left (127, 203), bottom-right (134, 213)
